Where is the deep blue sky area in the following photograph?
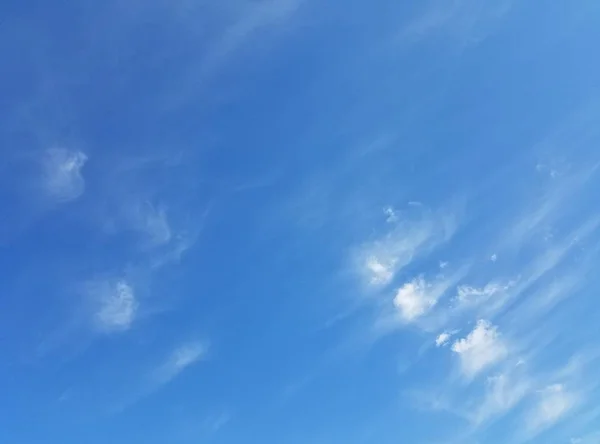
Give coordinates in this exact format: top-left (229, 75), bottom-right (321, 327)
top-left (2, 1), bottom-right (600, 444)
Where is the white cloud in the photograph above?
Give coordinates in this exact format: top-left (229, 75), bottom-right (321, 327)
top-left (203, 410), bottom-right (232, 433)
top-left (383, 206), bottom-right (398, 223)
top-left (451, 320), bottom-right (507, 377)
top-left (456, 282), bottom-right (512, 306)
top-left (503, 163), bottom-right (599, 250)
top-left (168, 0), bottom-right (304, 106)
top-left (473, 372), bottom-right (530, 424)
top-left (357, 210), bottom-right (458, 288)
top-left (527, 384), bottom-right (577, 432)
top-left (155, 342), bottom-right (208, 384)
top-left (400, 0), bottom-right (514, 46)
top-left (210, 0), bottom-right (301, 60)
top-left (375, 269), bottom-right (465, 335)
top-left (129, 201), bottom-right (172, 247)
top-left (41, 148), bottom-right (87, 202)
top-left (436, 331), bottom-right (454, 347)
top-left (90, 280), bottom-right (138, 333)
top-left (365, 256), bottom-right (396, 286)
top-left (394, 277), bottom-right (440, 322)
top-left (453, 281), bottom-right (516, 318)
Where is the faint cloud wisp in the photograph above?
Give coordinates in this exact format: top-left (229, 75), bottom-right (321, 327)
top-left (41, 147), bottom-right (88, 203)
top-left (154, 341), bottom-right (209, 385)
top-left (89, 279), bottom-right (138, 334)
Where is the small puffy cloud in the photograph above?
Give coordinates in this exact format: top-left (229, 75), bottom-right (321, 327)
top-left (90, 279), bottom-right (138, 333)
top-left (41, 148), bottom-right (88, 202)
top-left (526, 384), bottom-right (577, 432)
top-left (155, 342), bottom-right (208, 385)
top-left (394, 277), bottom-right (438, 322)
top-left (436, 331), bottom-right (454, 347)
top-left (394, 276), bottom-right (455, 322)
top-left (383, 206), bottom-right (398, 223)
top-left (451, 320), bottom-right (507, 377)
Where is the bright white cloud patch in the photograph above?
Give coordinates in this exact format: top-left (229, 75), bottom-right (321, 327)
top-left (394, 277), bottom-right (438, 322)
top-left (451, 320), bottom-right (507, 377)
top-left (41, 148), bottom-right (88, 202)
top-left (527, 384), bottom-right (577, 432)
top-left (91, 280), bottom-right (138, 333)
top-left (155, 342), bottom-right (208, 384)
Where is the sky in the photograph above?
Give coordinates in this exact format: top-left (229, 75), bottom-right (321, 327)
top-left (1, 1), bottom-right (600, 443)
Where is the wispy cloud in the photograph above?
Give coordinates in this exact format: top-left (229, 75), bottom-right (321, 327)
top-left (41, 147), bottom-right (87, 203)
top-left (108, 340), bottom-right (210, 414)
top-left (202, 410), bottom-right (232, 433)
top-left (570, 431), bottom-right (600, 444)
top-left (166, 0), bottom-right (304, 107)
top-left (204, 0), bottom-right (302, 68)
top-left (88, 279), bottom-right (138, 334)
top-left (473, 372), bottom-right (530, 424)
top-left (364, 256), bottom-right (396, 287)
top-left (128, 201), bottom-right (172, 248)
top-left (500, 163), bottom-right (599, 253)
top-left (455, 282), bottom-right (513, 307)
top-left (453, 281), bottom-right (516, 318)
top-left (355, 206), bottom-right (458, 289)
top-left (526, 384), bottom-right (578, 433)
top-left (451, 320), bottom-right (507, 378)
top-left (100, 162), bottom-right (213, 271)
top-left (154, 341), bottom-right (209, 385)
top-left (400, 0), bottom-right (514, 47)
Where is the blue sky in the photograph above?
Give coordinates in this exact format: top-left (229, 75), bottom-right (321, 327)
top-left (1, 1), bottom-right (600, 443)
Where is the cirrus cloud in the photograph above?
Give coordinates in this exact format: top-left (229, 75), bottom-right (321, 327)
top-left (88, 279), bottom-right (138, 334)
top-left (41, 148), bottom-right (88, 203)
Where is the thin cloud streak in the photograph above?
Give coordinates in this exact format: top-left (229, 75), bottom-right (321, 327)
top-left (526, 384), bottom-right (578, 433)
top-left (154, 342), bottom-right (209, 385)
